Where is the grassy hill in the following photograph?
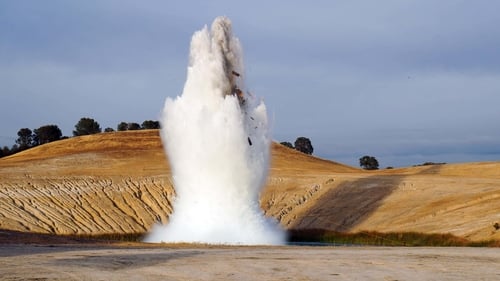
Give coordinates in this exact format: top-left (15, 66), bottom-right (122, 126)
top-left (1, 130), bottom-right (499, 242)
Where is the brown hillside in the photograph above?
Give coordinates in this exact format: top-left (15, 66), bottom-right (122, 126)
top-left (1, 130), bottom-right (499, 242)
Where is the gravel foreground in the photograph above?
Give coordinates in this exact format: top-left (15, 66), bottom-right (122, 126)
top-left (1, 244), bottom-right (499, 280)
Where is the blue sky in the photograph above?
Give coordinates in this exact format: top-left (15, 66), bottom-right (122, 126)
top-left (1, 0), bottom-right (500, 167)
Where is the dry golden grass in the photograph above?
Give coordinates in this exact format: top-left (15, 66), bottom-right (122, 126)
top-left (1, 130), bottom-right (499, 242)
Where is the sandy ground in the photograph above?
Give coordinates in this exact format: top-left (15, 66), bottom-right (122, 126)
top-left (1, 244), bottom-right (499, 280)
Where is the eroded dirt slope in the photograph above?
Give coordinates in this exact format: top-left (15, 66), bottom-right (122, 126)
top-left (1, 130), bottom-right (499, 241)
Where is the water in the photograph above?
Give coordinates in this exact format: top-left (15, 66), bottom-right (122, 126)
top-left (144, 16), bottom-right (285, 245)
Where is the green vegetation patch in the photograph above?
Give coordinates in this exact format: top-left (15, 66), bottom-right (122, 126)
top-left (288, 228), bottom-right (499, 247)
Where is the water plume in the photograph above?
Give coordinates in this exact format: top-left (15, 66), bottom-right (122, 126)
top-left (145, 16), bottom-right (285, 245)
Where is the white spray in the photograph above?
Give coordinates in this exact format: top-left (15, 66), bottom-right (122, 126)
top-left (145, 16), bottom-right (285, 245)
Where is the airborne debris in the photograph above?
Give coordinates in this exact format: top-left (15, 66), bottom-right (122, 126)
top-left (233, 87), bottom-right (245, 105)
top-left (227, 70), bottom-right (245, 105)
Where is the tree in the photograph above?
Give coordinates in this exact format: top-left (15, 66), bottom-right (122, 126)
top-left (294, 137), bottom-right (313, 155)
top-left (33, 125), bottom-right (62, 145)
top-left (1, 146), bottom-right (13, 157)
top-left (104, 127), bottom-right (115, 132)
top-left (117, 122), bottom-right (128, 131)
top-left (117, 121), bottom-right (145, 131)
top-left (359, 155), bottom-right (379, 170)
top-left (73, 117), bottom-right (102, 136)
top-left (9, 144), bottom-right (19, 154)
top-left (280, 141), bottom-right (294, 149)
top-left (127, 122), bottom-right (141, 130)
top-left (16, 128), bottom-right (34, 150)
top-left (141, 120), bottom-right (160, 130)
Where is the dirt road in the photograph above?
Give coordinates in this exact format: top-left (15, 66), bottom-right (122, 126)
top-left (1, 245), bottom-right (498, 280)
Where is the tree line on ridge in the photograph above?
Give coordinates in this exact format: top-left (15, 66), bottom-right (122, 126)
top-left (0, 118), bottom-right (159, 158)
top-left (2, 117), bottom-right (381, 170)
